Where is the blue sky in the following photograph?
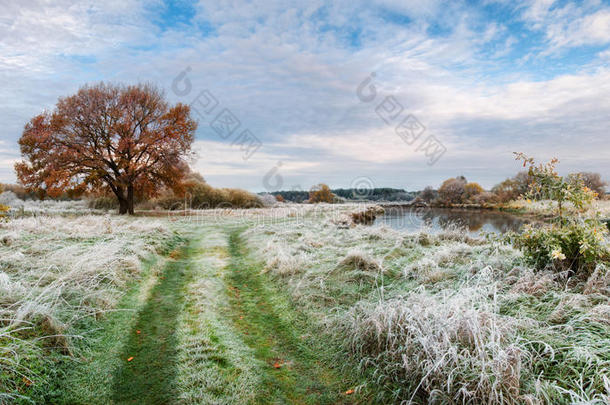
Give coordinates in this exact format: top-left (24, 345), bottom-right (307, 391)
top-left (1, 0), bottom-right (610, 192)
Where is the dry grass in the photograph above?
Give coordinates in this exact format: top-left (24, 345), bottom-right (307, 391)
top-left (340, 277), bottom-right (525, 404)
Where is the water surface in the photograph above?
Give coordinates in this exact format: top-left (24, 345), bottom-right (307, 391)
top-left (375, 207), bottom-right (529, 235)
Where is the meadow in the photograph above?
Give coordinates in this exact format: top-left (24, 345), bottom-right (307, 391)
top-left (0, 202), bottom-right (608, 404)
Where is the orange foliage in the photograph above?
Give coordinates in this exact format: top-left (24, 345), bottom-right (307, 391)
top-left (15, 82), bottom-right (197, 214)
top-left (309, 183), bottom-right (334, 203)
top-left (0, 184), bottom-right (8, 216)
top-left (464, 182), bottom-right (484, 199)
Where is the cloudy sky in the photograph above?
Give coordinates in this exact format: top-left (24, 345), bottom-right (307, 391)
top-left (1, 0), bottom-right (610, 192)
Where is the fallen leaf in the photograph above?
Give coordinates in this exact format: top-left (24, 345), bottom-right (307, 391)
top-left (273, 362), bottom-right (282, 369)
top-left (22, 377), bottom-right (32, 386)
top-left (127, 357), bottom-right (134, 362)
top-left (345, 389), bottom-right (354, 395)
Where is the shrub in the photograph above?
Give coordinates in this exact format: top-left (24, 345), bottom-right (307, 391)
top-left (0, 184), bottom-right (9, 217)
top-left (223, 188), bottom-right (262, 208)
top-left (508, 154), bottom-right (608, 275)
top-left (1, 183), bottom-right (36, 200)
top-left (492, 171), bottom-right (533, 203)
top-left (258, 193), bottom-right (278, 207)
top-left (509, 220), bottom-right (608, 273)
top-left (350, 206), bottom-right (384, 225)
top-left (417, 186), bottom-right (436, 203)
top-left (471, 191), bottom-right (497, 205)
top-left (148, 194), bottom-right (185, 210)
top-left (143, 172), bottom-right (262, 210)
top-left (514, 153), bottom-right (596, 220)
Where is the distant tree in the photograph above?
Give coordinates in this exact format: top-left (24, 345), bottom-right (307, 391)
top-left (513, 171), bottom-right (533, 194)
top-left (464, 182), bottom-right (484, 201)
top-left (567, 172), bottom-right (606, 199)
top-left (418, 186), bottom-right (436, 203)
top-left (275, 194), bottom-right (285, 203)
top-left (309, 183), bottom-right (335, 203)
top-left (15, 82), bottom-right (197, 215)
top-left (437, 176), bottom-right (467, 204)
top-left (492, 171), bottom-right (533, 203)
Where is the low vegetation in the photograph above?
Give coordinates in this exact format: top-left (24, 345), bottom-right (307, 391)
top-left (0, 153), bottom-right (607, 404)
top-left (0, 199), bottom-right (607, 403)
top-left (245, 207), bottom-right (610, 403)
top-left (0, 215), bottom-right (176, 402)
top-left (507, 154), bottom-right (608, 275)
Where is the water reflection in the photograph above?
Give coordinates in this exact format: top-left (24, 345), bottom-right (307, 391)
top-left (375, 207), bottom-right (530, 235)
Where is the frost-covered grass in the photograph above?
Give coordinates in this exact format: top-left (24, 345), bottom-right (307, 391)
top-left (174, 225), bottom-right (260, 404)
top-left (0, 215), bottom-right (175, 403)
top-left (2, 204), bottom-right (607, 403)
top-left (0, 191), bottom-right (105, 216)
top-left (244, 207), bottom-right (610, 404)
top-left (504, 198), bottom-right (610, 219)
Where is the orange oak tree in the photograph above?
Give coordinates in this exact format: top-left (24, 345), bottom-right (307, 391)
top-left (309, 183), bottom-right (335, 203)
top-left (15, 82), bottom-right (197, 214)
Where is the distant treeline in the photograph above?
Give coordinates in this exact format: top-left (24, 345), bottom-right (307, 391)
top-left (267, 188), bottom-right (416, 203)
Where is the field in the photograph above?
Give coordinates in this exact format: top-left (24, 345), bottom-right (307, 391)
top-left (0, 204), bottom-right (609, 404)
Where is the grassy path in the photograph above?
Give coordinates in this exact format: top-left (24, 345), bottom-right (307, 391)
top-left (224, 229), bottom-right (352, 404)
top-left (59, 226), bottom-right (357, 404)
top-left (110, 243), bottom-right (192, 404)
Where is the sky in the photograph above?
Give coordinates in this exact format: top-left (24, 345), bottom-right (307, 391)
top-left (1, 0), bottom-right (610, 192)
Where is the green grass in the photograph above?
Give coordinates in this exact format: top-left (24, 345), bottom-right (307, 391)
top-left (173, 227), bottom-right (260, 404)
top-left (224, 228), bottom-right (357, 404)
top-left (52, 235), bottom-right (185, 404)
top-left (110, 244), bottom-right (191, 404)
top-left (41, 223), bottom-right (363, 404)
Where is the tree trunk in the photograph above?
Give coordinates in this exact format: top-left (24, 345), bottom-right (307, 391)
top-left (113, 186), bottom-right (129, 215)
top-left (118, 197), bottom-right (128, 215)
top-left (127, 184), bottom-right (135, 215)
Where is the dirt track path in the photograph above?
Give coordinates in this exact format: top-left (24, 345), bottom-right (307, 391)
top-left (66, 226), bottom-right (354, 404)
top-left (223, 229), bottom-right (349, 404)
top-left (111, 242), bottom-right (193, 404)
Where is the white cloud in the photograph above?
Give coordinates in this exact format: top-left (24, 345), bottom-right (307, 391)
top-left (0, 0), bottom-right (609, 190)
top-left (521, 0), bottom-right (610, 52)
